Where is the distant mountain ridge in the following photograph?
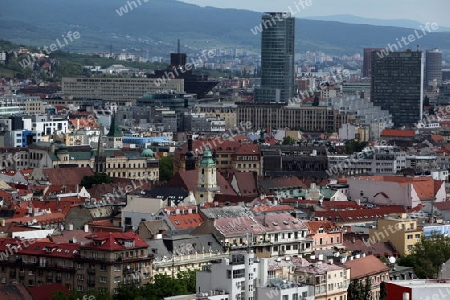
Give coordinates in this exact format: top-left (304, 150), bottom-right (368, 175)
top-left (0, 0), bottom-right (449, 56)
top-left (305, 14), bottom-right (450, 32)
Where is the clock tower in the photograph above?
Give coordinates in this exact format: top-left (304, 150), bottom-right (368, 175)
top-left (194, 147), bottom-right (219, 203)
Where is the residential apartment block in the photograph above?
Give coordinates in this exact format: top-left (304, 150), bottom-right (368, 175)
top-left (0, 232), bottom-right (152, 295)
top-left (327, 146), bottom-right (407, 176)
top-left (343, 255), bottom-right (390, 300)
top-left (369, 213), bottom-right (423, 256)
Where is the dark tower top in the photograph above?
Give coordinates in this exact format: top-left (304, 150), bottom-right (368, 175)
top-left (185, 134), bottom-right (196, 171)
top-left (94, 126), bottom-right (107, 174)
top-left (107, 112), bottom-right (122, 138)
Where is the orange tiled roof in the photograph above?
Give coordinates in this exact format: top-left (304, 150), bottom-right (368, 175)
top-left (380, 129), bottom-right (415, 137)
top-left (164, 206), bottom-right (204, 230)
top-left (431, 135), bottom-right (444, 143)
top-left (6, 212), bottom-right (65, 225)
top-left (233, 144), bottom-right (260, 155)
top-left (304, 220), bottom-right (341, 233)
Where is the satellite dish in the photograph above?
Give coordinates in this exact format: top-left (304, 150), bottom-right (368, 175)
top-left (389, 257), bottom-right (396, 264)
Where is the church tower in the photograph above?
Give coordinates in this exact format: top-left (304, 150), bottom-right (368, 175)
top-left (185, 134), bottom-right (196, 171)
top-left (107, 112), bottom-right (122, 149)
top-left (194, 147), bottom-right (219, 203)
top-left (94, 126), bottom-right (107, 174)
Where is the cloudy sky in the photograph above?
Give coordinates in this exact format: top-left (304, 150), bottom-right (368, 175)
top-left (178, 0), bottom-right (450, 27)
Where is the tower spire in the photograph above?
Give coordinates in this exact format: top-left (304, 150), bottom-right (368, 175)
top-left (94, 125), bottom-right (106, 174)
top-left (106, 111), bottom-right (123, 149)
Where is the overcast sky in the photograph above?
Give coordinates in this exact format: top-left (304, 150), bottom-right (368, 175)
top-left (178, 0), bottom-right (450, 27)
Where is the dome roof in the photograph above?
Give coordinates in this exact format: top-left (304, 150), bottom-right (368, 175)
top-left (142, 148), bottom-right (154, 157)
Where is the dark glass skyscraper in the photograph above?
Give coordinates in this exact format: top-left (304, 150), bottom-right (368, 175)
top-left (371, 50), bottom-right (424, 127)
top-left (254, 12), bottom-right (295, 103)
top-left (363, 48), bottom-right (384, 78)
top-left (425, 49), bottom-right (442, 87)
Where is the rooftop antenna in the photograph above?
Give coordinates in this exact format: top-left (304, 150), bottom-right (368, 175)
top-left (177, 39), bottom-right (180, 54)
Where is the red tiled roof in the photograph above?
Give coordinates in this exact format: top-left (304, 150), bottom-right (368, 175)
top-left (28, 283), bottom-right (70, 300)
top-left (82, 231), bottom-right (148, 251)
top-left (87, 178), bottom-right (150, 200)
top-left (315, 205), bottom-right (408, 223)
top-left (343, 233), bottom-right (398, 259)
top-left (304, 220), bottom-right (341, 233)
top-left (380, 129), bottom-right (415, 137)
top-left (89, 220), bottom-right (115, 227)
top-left (434, 202), bottom-right (450, 211)
top-left (9, 241), bottom-right (80, 259)
top-left (50, 229), bottom-right (91, 244)
top-left (233, 144), bottom-right (260, 155)
top-left (31, 198), bottom-right (81, 216)
top-left (343, 255), bottom-right (390, 279)
top-left (6, 212), bottom-right (65, 225)
top-left (43, 167), bottom-right (94, 186)
top-left (431, 135), bottom-right (444, 143)
top-left (53, 105), bottom-right (69, 111)
top-left (178, 139), bottom-right (242, 154)
top-left (69, 117), bottom-right (99, 129)
top-left (19, 168), bottom-right (33, 180)
top-left (164, 206), bottom-right (204, 230)
top-left (321, 201), bottom-right (364, 210)
top-left (233, 172), bottom-right (258, 196)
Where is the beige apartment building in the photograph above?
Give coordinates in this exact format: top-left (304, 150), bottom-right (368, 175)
top-left (369, 213), bottom-right (422, 256)
top-left (295, 260), bottom-right (350, 300)
top-left (196, 103), bottom-right (237, 129)
top-left (24, 99), bottom-right (45, 114)
top-left (29, 142), bottom-right (160, 181)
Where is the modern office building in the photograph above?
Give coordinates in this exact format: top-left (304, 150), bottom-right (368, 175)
top-left (61, 77), bottom-right (184, 104)
top-left (425, 48), bottom-right (443, 87)
top-left (254, 12), bottom-right (295, 103)
top-left (363, 48), bottom-right (384, 78)
top-left (371, 50), bottom-right (424, 127)
top-left (236, 102), bottom-right (351, 133)
top-left (136, 93), bottom-right (195, 113)
top-left (328, 96), bottom-right (393, 127)
top-left (341, 82), bottom-right (371, 94)
top-left (147, 44), bottom-right (219, 99)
